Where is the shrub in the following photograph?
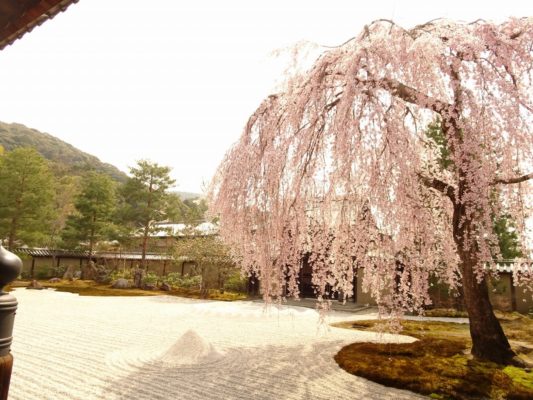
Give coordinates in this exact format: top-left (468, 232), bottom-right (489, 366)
top-left (163, 272), bottom-right (202, 289)
top-left (109, 269), bottom-right (132, 281)
top-left (163, 272), bottom-right (182, 287)
top-left (36, 270), bottom-right (50, 280)
top-left (19, 271), bottom-right (31, 280)
top-left (224, 271), bottom-right (248, 293)
top-left (94, 265), bottom-right (112, 284)
top-left (179, 275), bottom-right (202, 289)
top-left (51, 264), bottom-right (67, 278)
top-left (142, 272), bottom-right (159, 286)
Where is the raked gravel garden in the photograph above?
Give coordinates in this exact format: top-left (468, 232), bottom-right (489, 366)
top-left (9, 288), bottom-right (424, 400)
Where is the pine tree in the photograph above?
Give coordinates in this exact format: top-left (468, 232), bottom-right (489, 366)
top-left (120, 160), bottom-right (175, 269)
top-left (0, 148), bottom-right (55, 249)
top-left (62, 172), bottom-right (116, 262)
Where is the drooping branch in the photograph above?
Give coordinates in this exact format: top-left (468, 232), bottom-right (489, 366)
top-left (417, 174), bottom-right (456, 203)
top-left (492, 172), bottom-right (533, 185)
top-left (210, 18), bottom-right (533, 365)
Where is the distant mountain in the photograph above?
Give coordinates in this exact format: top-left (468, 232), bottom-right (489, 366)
top-left (0, 121), bottom-right (128, 182)
top-left (174, 191), bottom-right (203, 200)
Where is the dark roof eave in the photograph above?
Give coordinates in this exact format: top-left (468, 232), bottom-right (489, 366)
top-left (0, 0), bottom-right (80, 51)
top-left (14, 248), bottom-right (173, 261)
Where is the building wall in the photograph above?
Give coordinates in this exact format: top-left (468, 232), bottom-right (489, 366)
top-left (354, 268), bottom-right (533, 314)
top-left (144, 260), bottom-right (181, 275)
top-left (20, 256), bottom-right (84, 278)
top-left (515, 284), bottom-right (533, 314)
top-left (19, 255), bottom-right (237, 291)
top-left (488, 275), bottom-right (514, 312)
top-left (20, 256), bottom-right (177, 279)
top-left (428, 277), bottom-right (464, 310)
top-left (355, 269), bottom-right (375, 306)
top-left (144, 260), bottom-right (238, 290)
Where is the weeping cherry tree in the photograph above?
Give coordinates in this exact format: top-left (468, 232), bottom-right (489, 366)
top-left (209, 18), bottom-right (533, 365)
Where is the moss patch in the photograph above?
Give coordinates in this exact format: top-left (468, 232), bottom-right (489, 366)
top-left (494, 312), bottom-right (533, 344)
top-left (11, 280), bottom-right (247, 301)
top-left (333, 318), bottom-right (533, 399)
top-left (423, 308), bottom-right (469, 318)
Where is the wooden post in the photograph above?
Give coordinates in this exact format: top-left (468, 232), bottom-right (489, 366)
top-left (0, 354), bottom-right (13, 400)
top-left (0, 245), bottom-right (22, 400)
top-left (30, 257), bottom-right (35, 279)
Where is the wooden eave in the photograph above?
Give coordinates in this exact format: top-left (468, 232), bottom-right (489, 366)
top-left (0, 0), bottom-right (79, 51)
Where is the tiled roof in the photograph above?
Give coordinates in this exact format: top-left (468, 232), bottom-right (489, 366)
top-left (16, 248), bottom-right (87, 258)
top-left (0, 0), bottom-right (80, 51)
top-left (96, 252), bottom-right (173, 261)
top-left (150, 222), bottom-right (219, 237)
top-left (491, 260), bottom-right (533, 273)
top-left (15, 248), bottom-right (173, 261)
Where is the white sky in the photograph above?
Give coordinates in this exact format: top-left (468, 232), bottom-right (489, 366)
top-left (0, 0), bottom-right (531, 193)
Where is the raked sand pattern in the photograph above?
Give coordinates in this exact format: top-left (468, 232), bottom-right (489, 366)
top-left (9, 289), bottom-right (424, 400)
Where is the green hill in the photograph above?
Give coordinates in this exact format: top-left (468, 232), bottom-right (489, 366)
top-left (0, 121), bottom-right (127, 182)
top-left (174, 191), bottom-right (202, 200)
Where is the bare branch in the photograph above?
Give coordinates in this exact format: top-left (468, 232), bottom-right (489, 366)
top-left (492, 172), bottom-right (533, 185)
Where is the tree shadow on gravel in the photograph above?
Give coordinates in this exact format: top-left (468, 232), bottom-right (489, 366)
top-left (102, 340), bottom-right (421, 400)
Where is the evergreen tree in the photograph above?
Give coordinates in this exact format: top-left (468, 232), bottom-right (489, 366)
top-left (47, 175), bottom-right (81, 249)
top-left (182, 198), bottom-right (208, 224)
top-left (493, 215), bottom-right (522, 260)
top-left (425, 120), bottom-right (522, 260)
top-left (120, 160), bottom-right (175, 269)
top-left (62, 172), bottom-right (116, 262)
top-left (165, 192), bottom-right (191, 223)
top-left (0, 148), bottom-right (55, 249)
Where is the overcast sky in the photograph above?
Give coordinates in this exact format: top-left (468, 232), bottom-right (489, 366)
top-left (0, 0), bottom-right (531, 193)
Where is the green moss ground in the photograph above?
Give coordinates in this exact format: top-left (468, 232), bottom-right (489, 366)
top-left (333, 317), bottom-right (533, 399)
top-left (423, 308), bottom-right (469, 318)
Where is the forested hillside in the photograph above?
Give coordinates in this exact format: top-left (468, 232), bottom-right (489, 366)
top-left (0, 123), bottom-right (206, 251)
top-left (0, 121), bottom-right (127, 182)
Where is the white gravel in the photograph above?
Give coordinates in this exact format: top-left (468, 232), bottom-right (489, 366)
top-left (9, 288), bottom-right (424, 400)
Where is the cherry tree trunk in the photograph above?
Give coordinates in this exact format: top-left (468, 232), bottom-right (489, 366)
top-left (457, 244), bottom-right (515, 364)
top-left (449, 185), bottom-right (516, 363)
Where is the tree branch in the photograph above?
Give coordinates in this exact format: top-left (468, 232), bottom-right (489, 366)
top-left (418, 174), bottom-right (456, 203)
top-left (492, 172), bottom-right (533, 185)
top-left (369, 77), bottom-right (454, 115)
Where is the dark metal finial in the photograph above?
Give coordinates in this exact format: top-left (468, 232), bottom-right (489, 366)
top-left (0, 245), bottom-right (21, 360)
top-left (0, 245), bottom-right (22, 294)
